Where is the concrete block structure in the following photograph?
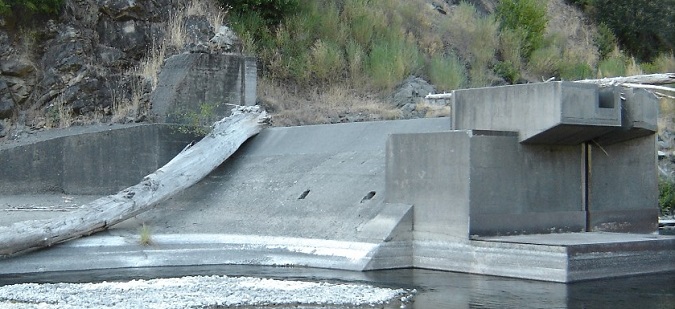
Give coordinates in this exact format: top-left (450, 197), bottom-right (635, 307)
top-left (1, 82), bottom-right (672, 283)
top-left (0, 124), bottom-right (199, 195)
top-left (150, 53), bottom-right (257, 124)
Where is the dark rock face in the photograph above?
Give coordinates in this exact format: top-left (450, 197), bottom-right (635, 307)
top-left (0, 0), bottom-right (230, 124)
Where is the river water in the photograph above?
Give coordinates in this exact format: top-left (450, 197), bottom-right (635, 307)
top-left (1, 265), bottom-right (673, 308)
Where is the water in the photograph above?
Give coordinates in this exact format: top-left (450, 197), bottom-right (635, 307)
top-left (1, 266), bottom-right (673, 308)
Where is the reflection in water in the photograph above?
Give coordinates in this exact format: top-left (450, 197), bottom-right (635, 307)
top-left (1, 266), bottom-right (673, 308)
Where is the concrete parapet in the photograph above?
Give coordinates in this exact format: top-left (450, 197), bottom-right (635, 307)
top-left (0, 124), bottom-right (198, 195)
top-left (452, 82), bottom-right (622, 145)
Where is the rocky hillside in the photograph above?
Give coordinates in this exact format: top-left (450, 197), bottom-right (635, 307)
top-left (0, 0), bottom-right (233, 139)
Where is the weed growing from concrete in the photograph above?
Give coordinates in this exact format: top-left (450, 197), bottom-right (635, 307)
top-left (139, 223), bottom-right (152, 246)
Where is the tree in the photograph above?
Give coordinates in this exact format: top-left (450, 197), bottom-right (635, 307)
top-left (0, 0), bottom-right (63, 15)
top-left (593, 0), bottom-right (674, 62)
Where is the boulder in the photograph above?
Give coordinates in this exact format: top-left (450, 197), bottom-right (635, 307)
top-left (0, 80), bottom-right (14, 119)
top-left (391, 76), bottom-right (436, 108)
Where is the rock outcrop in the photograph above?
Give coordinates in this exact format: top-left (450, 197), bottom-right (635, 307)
top-left (0, 0), bottom-right (233, 133)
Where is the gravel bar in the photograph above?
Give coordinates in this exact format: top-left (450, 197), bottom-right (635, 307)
top-left (0, 275), bottom-right (415, 308)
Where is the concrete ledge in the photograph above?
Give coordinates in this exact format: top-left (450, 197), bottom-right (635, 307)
top-left (0, 233), bottom-right (382, 275)
top-left (3, 231), bottom-right (671, 283)
top-left (452, 82), bottom-right (622, 145)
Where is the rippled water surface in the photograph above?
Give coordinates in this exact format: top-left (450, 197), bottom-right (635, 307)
top-left (1, 266), bottom-right (673, 308)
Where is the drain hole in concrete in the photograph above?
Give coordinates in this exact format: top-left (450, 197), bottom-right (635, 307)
top-left (298, 190), bottom-right (310, 200)
top-left (360, 191), bottom-right (376, 203)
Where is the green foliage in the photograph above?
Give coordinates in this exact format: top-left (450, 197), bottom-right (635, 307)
top-left (496, 0), bottom-right (549, 60)
top-left (429, 53), bottom-right (467, 92)
top-left (593, 0), bottom-right (674, 62)
top-left (641, 53), bottom-right (675, 74)
top-left (659, 178), bottom-right (675, 216)
top-left (222, 0), bottom-right (298, 27)
top-left (0, 0), bottom-right (63, 15)
top-left (174, 102), bottom-right (220, 136)
top-left (367, 35), bottom-right (423, 90)
top-left (597, 55), bottom-right (626, 77)
top-left (494, 61), bottom-right (521, 84)
top-left (594, 23), bottom-right (617, 60)
top-left (559, 62), bottom-right (593, 80)
top-left (309, 40), bottom-right (344, 83)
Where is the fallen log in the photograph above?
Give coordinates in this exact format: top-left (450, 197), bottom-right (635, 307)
top-left (424, 73), bottom-right (675, 100)
top-left (0, 106), bottom-right (269, 258)
top-left (574, 73), bottom-right (675, 86)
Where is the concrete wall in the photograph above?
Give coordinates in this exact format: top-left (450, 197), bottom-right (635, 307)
top-left (0, 124), bottom-right (198, 195)
top-left (588, 135), bottom-right (659, 233)
top-left (386, 129), bottom-right (658, 236)
top-left (386, 131), bottom-right (471, 239)
top-left (386, 130), bottom-right (587, 238)
top-left (468, 131), bottom-right (586, 235)
top-left (150, 53), bottom-right (257, 124)
top-left (452, 82), bottom-right (621, 145)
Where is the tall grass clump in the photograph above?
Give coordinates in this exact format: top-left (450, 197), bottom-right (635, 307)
top-left (367, 34), bottom-right (423, 90)
top-left (445, 2), bottom-right (499, 87)
top-left (597, 53), bottom-right (627, 78)
top-left (642, 53), bottom-right (675, 74)
top-left (496, 0), bottom-right (548, 61)
top-left (429, 53), bottom-right (467, 92)
top-left (309, 40), bottom-right (345, 84)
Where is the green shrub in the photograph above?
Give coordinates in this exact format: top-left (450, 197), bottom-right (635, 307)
top-left (527, 45), bottom-right (562, 78)
top-left (366, 33), bottom-right (422, 90)
top-left (0, 0), bottom-right (63, 16)
top-left (496, 0), bottom-right (548, 60)
top-left (641, 53), bottom-right (675, 74)
top-left (309, 40), bottom-right (344, 83)
top-left (221, 0), bottom-right (298, 27)
top-left (659, 178), bottom-right (675, 216)
top-left (559, 62), bottom-right (593, 80)
top-left (597, 55), bottom-right (626, 77)
top-left (593, 0), bottom-right (673, 62)
top-left (429, 54), bottom-right (467, 92)
top-left (594, 23), bottom-right (617, 60)
top-left (494, 61), bottom-right (521, 84)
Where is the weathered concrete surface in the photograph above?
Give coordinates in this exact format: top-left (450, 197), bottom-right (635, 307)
top-left (150, 53), bottom-right (257, 124)
top-left (0, 117), bottom-right (671, 283)
top-left (595, 87), bottom-right (658, 145)
top-left (125, 118), bottom-right (450, 242)
top-left (588, 135), bottom-right (659, 233)
top-left (0, 124), bottom-right (199, 195)
top-left (452, 82), bottom-right (622, 144)
top-left (387, 130), bottom-right (587, 237)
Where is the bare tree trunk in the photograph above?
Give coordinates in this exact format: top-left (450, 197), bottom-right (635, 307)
top-left (0, 106), bottom-right (269, 258)
top-left (424, 73), bottom-right (674, 100)
top-left (574, 73), bottom-right (675, 86)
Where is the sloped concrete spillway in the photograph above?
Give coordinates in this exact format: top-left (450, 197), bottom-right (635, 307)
top-left (0, 118), bottom-right (447, 275)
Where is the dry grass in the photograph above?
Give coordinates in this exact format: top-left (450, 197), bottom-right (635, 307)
top-left (257, 78), bottom-right (400, 127)
top-left (545, 0), bottom-right (598, 68)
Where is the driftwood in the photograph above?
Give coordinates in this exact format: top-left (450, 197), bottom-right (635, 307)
top-left (424, 73), bottom-right (675, 100)
top-left (0, 106), bottom-right (269, 258)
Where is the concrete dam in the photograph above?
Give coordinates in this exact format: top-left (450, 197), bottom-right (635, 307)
top-left (1, 80), bottom-right (674, 283)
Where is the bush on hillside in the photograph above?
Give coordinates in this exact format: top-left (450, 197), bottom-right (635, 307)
top-left (221, 0), bottom-right (298, 26)
top-left (659, 178), bottom-right (675, 216)
top-left (0, 0), bottom-right (62, 15)
top-left (496, 0), bottom-right (548, 60)
top-left (592, 0), bottom-right (673, 62)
